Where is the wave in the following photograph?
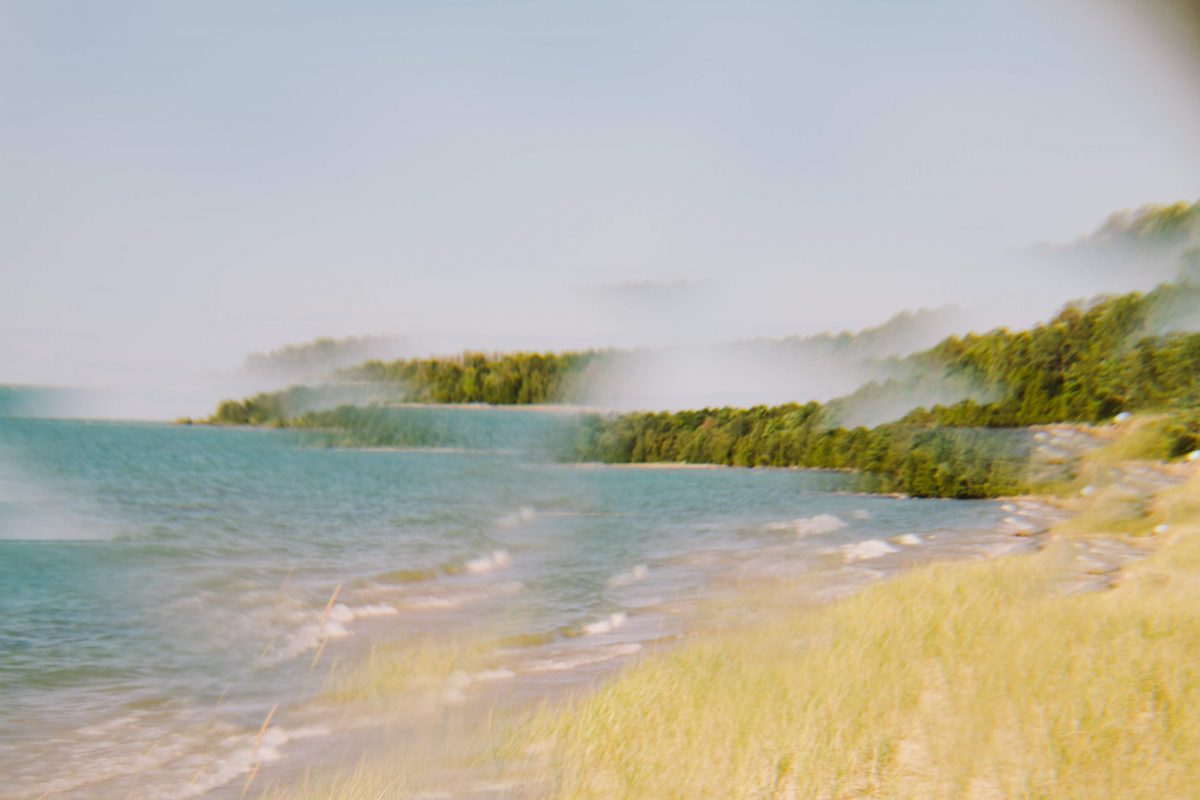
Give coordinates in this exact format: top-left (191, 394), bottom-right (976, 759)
top-left (522, 642), bottom-right (643, 674)
top-left (841, 539), bottom-right (898, 562)
top-left (466, 549), bottom-right (512, 573)
top-left (17, 709), bottom-right (330, 800)
top-left (496, 506), bottom-right (537, 528)
top-left (607, 564), bottom-right (649, 587)
top-left (439, 667), bottom-right (518, 705)
top-left (765, 514), bottom-right (848, 536)
top-left (261, 602), bottom-right (399, 665)
top-left (582, 612), bottom-right (628, 635)
top-left (402, 581), bottom-right (525, 611)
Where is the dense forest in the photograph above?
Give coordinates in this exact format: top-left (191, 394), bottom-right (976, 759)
top-left (572, 404), bottom-right (1033, 498)
top-left (209, 351), bottom-right (603, 424)
top-left (207, 280), bottom-right (1200, 498)
top-left (341, 350), bottom-right (603, 404)
top-left (206, 203), bottom-right (1200, 498)
top-left (211, 306), bottom-right (966, 422)
top-left (568, 280), bottom-right (1200, 494)
top-left (206, 284), bottom-right (1200, 496)
top-left (833, 280), bottom-right (1200, 429)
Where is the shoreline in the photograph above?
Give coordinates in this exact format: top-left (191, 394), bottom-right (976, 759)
top-left (254, 482), bottom-right (1093, 799)
top-left (496, 456), bottom-right (1198, 798)
top-left (260, 446), bottom-right (1200, 799)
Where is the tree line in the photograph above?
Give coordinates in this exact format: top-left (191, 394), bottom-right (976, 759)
top-left (205, 279), bottom-right (1200, 498)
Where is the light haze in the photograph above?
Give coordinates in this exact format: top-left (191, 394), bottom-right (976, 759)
top-left (1, 0), bottom-right (1198, 416)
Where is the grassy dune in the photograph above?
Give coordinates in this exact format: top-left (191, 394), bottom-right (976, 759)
top-left (322, 636), bottom-right (496, 706)
top-left (267, 441), bottom-right (1200, 799)
top-left (503, 471), bottom-right (1200, 799)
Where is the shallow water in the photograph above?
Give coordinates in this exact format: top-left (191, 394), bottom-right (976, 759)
top-left (0, 399), bottom-right (1021, 799)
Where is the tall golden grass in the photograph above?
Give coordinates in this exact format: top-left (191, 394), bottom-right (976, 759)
top-left (503, 472), bottom-right (1200, 799)
top-left (268, 455), bottom-right (1200, 799)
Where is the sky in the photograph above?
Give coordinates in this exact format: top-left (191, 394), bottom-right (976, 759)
top-left (1, 0), bottom-right (1198, 416)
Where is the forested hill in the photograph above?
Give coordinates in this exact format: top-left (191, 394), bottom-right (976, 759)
top-left (200, 279), bottom-right (1200, 497)
top-left (733, 305), bottom-right (967, 360)
top-left (206, 306), bottom-right (961, 423)
top-left (210, 200), bottom-right (1200, 424)
top-left (1033, 199), bottom-right (1200, 288)
top-left (1075, 199), bottom-right (1200, 257)
top-left (342, 350), bottom-right (602, 405)
top-left (568, 280), bottom-right (1200, 496)
top-left (833, 279), bottom-right (1200, 429)
top-left (209, 280), bottom-right (1200, 427)
top-left (203, 202), bottom-right (1200, 497)
top-left (208, 351), bottom-right (603, 424)
top-left (241, 335), bottom-right (405, 382)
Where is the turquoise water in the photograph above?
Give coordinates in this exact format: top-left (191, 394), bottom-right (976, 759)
top-left (0, 396), bottom-right (1014, 799)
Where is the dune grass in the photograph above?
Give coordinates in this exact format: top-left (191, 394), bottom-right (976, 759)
top-left (261, 761), bottom-right (417, 800)
top-left (1050, 483), bottom-right (1152, 538)
top-left (270, 465), bottom-right (1200, 799)
top-left (498, 473), bottom-right (1200, 799)
top-left (322, 636), bottom-right (498, 707)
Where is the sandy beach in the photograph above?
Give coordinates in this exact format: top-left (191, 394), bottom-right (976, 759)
top-left (252, 421), bottom-right (1200, 799)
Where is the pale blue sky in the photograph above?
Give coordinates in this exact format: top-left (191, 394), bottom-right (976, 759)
top-left (1, 0), bottom-right (1197, 412)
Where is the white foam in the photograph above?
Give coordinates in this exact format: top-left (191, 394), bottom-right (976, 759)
top-left (404, 581), bottom-right (523, 611)
top-left (405, 594), bottom-right (465, 610)
top-left (766, 514), bottom-right (847, 536)
top-left (326, 602), bottom-right (399, 624)
top-left (265, 620), bottom-right (351, 664)
top-left (466, 549), bottom-right (511, 573)
top-left (842, 539), bottom-right (898, 562)
top-left (892, 534), bottom-right (922, 546)
top-left (583, 612), bottom-right (628, 635)
top-left (22, 715), bottom-right (331, 800)
top-left (348, 602), bottom-right (399, 618)
top-left (849, 509), bottom-right (871, 520)
top-left (608, 564), bottom-right (649, 587)
top-left (523, 643), bottom-right (643, 673)
top-left (497, 507), bottom-right (537, 528)
top-left (439, 667), bottom-right (516, 703)
top-left (260, 601), bottom-right (400, 665)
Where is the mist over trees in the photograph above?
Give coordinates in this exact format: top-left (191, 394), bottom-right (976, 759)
top-left (1098, 200), bottom-right (1200, 248)
top-left (1033, 199), bottom-right (1200, 288)
top-left (241, 336), bottom-right (408, 383)
top-left (208, 279), bottom-right (1200, 497)
top-left (215, 306), bottom-right (971, 419)
top-left (567, 280), bottom-right (1200, 496)
top-left (207, 201), bottom-right (1200, 498)
top-left (343, 350), bottom-right (602, 405)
